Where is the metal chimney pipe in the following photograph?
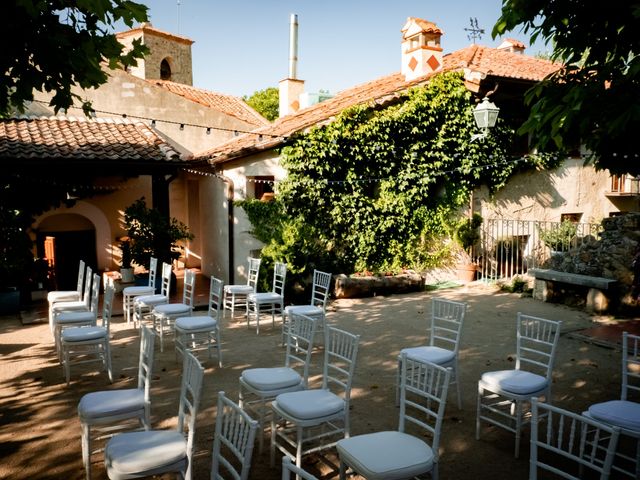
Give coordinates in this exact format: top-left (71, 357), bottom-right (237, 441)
top-left (288, 13), bottom-right (298, 79)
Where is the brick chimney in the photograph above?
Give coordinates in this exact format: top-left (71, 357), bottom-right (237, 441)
top-left (401, 17), bottom-right (443, 81)
top-left (497, 38), bottom-right (526, 54)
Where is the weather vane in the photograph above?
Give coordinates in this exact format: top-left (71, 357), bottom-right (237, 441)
top-left (464, 17), bottom-right (485, 44)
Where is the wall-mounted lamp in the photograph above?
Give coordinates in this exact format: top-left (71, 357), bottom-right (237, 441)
top-left (472, 96), bottom-right (500, 141)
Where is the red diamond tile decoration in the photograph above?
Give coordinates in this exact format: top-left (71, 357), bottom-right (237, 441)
top-left (408, 56), bottom-right (418, 71)
top-left (427, 55), bottom-right (440, 71)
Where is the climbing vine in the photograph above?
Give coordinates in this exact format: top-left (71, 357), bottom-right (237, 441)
top-left (239, 72), bottom-right (548, 280)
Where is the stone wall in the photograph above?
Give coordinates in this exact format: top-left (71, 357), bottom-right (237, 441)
top-left (544, 213), bottom-right (640, 309)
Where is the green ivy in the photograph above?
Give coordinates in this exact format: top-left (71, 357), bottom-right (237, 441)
top-left (238, 72), bottom-right (551, 283)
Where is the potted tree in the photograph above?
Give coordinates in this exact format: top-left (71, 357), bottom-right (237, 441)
top-left (454, 213), bottom-right (483, 283)
top-left (539, 220), bottom-right (578, 255)
top-left (119, 236), bottom-right (135, 283)
top-left (123, 198), bottom-right (194, 292)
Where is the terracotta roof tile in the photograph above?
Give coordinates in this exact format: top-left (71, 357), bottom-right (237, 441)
top-left (0, 116), bottom-right (183, 162)
top-left (196, 44), bottom-right (560, 164)
top-left (150, 80), bottom-right (270, 127)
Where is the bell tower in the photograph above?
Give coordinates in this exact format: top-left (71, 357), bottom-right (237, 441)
top-left (401, 18), bottom-right (443, 81)
top-left (116, 23), bottom-right (194, 85)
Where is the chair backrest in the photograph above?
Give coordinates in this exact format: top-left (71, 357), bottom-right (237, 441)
top-left (272, 262), bottom-right (287, 296)
top-left (247, 257), bottom-right (261, 291)
top-left (309, 270), bottom-right (332, 310)
top-left (281, 456), bottom-right (319, 480)
top-left (622, 331), bottom-right (640, 401)
top-left (88, 273), bottom-right (101, 312)
top-left (398, 354), bottom-right (451, 458)
top-left (76, 259), bottom-right (86, 295)
top-left (207, 276), bottom-right (224, 319)
top-left (210, 391), bottom-right (258, 480)
top-left (322, 326), bottom-right (360, 405)
top-left (284, 313), bottom-right (318, 387)
top-left (99, 284), bottom-right (115, 333)
top-left (516, 313), bottom-right (562, 380)
top-left (181, 269), bottom-right (196, 308)
top-left (429, 298), bottom-right (467, 353)
top-left (81, 266), bottom-right (93, 306)
top-left (137, 325), bottom-right (156, 396)
top-left (176, 351), bottom-right (205, 480)
top-left (159, 262), bottom-right (172, 297)
top-left (529, 398), bottom-right (620, 480)
top-left (147, 257), bottom-right (158, 289)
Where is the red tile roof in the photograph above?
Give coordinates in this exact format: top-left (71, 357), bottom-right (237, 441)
top-left (195, 44), bottom-right (560, 164)
top-left (149, 80), bottom-right (269, 127)
top-left (0, 116), bottom-right (183, 162)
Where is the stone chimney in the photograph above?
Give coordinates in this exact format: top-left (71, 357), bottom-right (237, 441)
top-left (401, 17), bottom-right (443, 81)
top-left (279, 14), bottom-right (305, 117)
top-left (497, 38), bottom-right (526, 54)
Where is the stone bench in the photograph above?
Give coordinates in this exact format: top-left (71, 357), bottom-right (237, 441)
top-left (530, 268), bottom-right (617, 313)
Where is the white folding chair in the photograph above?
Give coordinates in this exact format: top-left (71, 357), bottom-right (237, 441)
top-left (132, 261), bottom-right (172, 328)
top-left (78, 325), bottom-right (156, 480)
top-left (151, 269), bottom-right (196, 352)
top-left (48, 259), bottom-right (85, 331)
top-left (584, 331), bottom-right (640, 478)
top-left (476, 312), bottom-right (562, 458)
top-left (54, 273), bottom-right (101, 360)
top-left (210, 391), bottom-right (259, 480)
top-left (271, 326), bottom-right (360, 469)
top-left (337, 355), bottom-right (451, 480)
top-left (122, 256), bottom-right (158, 324)
top-left (530, 398), bottom-right (620, 480)
top-left (175, 275), bottom-right (224, 366)
top-left (224, 257), bottom-right (261, 318)
top-left (50, 266), bottom-right (93, 337)
top-left (60, 282), bottom-right (115, 385)
top-left (283, 269), bottom-right (332, 344)
top-left (246, 261), bottom-right (287, 334)
top-left (239, 313), bottom-right (318, 453)
top-left (104, 351), bottom-right (204, 480)
top-left (281, 456), bottom-right (319, 480)
top-left (397, 297), bottom-right (467, 409)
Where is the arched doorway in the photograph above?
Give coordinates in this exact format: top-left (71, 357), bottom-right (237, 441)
top-left (36, 214), bottom-right (97, 290)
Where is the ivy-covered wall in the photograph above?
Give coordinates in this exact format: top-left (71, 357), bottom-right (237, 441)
top-left (238, 72), bottom-right (547, 287)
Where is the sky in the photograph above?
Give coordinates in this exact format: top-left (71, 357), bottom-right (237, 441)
top-left (134, 0), bottom-right (549, 98)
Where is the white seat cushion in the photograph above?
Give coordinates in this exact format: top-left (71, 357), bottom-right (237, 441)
top-left (154, 303), bottom-right (191, 316)
top-left (105, 430), bottom-right (186, 475)
top-left (249, 292), bottom-right (282, 303)
top-left (48, 291), bottom-right (79, 302)
top-left (285, 305), bottom-right (323, 317)
top-left (275, 389), bottom-right (343, 420)
top-left (123, 286), bottom-right (154, 296)
top-left (225, 285), bottom-right (253, 294)
top-left (62, 326), bottom-right (106, 342)
top-left (56, 310), bottom-right (96, 324)
top-left (337, 431), bottom-right (434, 480)
top-left (175, 316), bottom-right (217, 331)
top-left (401, 346), bottom-right (455, 365)
top-left (589, 400), bottom-right (640, 432)
top-left (242, 367), bottom-right (301, 391)
top-left (135, 294), bottom-right (167, 307)
top-left (78, 389), bottom-right (144, 420)
top-left (53, 301), bottom-right (87, 312)
top-left (481, 369), bottom-right (548, 395)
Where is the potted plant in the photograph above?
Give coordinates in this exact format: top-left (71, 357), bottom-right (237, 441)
top-left (454, 213), bottom-right (483, 282)
top-left (0, 206), bottom-right (34, 314)
top-left (123, 198), bottom-right (194, 292)
top-left (539, 220), bottom-right (578, 255)
top-left (119, 236), bottom-right (135, 283)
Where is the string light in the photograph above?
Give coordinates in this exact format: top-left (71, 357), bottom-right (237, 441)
top-left (30, 99), bottom-right (287, 139)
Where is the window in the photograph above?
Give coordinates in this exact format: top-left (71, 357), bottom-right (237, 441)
top-left (248, 176), bottom-right (274, 201)
top-left (611, 174), bottom-right (627, 193)
top-left (160, 58), bottom-right (172, 80)
top-left (560, 213), bottom-right (582, 223)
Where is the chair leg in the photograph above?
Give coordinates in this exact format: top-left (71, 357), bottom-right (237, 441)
top-left (395, 357), bottom-right (402, 407)
top-left (454, 362), bottom-right (462, 410)
top-left (514, 400), bottom-right (522, 458)
top-left (339, 460), bottom-right (347, 480)
top-left (270, 416), bottom-right (277, 467)
top-left (105, 341), bottom-right (113, 383)
top-left (81, 422), bottom-right (92, 480)
top-left (64, 346), bottom-right (71, 386)
top-left (476, 383), bottom-right (483, 440)
top-left (296, 424), bottom-right (303, 469)
top-left (215, 330), bottom-right (222, 367)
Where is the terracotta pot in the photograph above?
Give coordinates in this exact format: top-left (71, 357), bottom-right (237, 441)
top-left (456, 263), bottom-right (478, 283)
